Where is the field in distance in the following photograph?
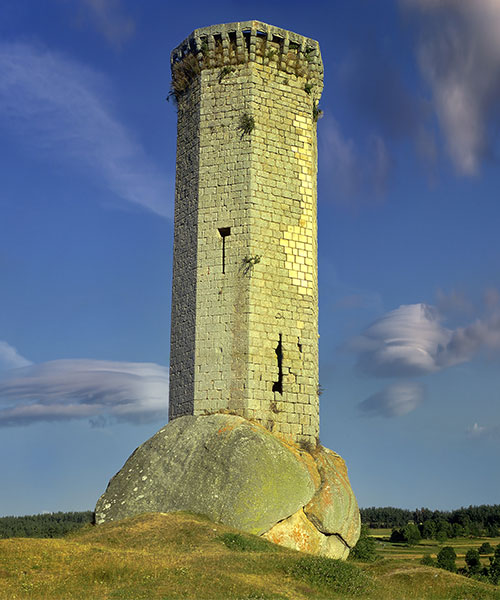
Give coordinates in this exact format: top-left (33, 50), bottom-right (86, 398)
top-left (370, 527), bottom-right (500, 569)
top-left (1, 513), bottom-right (499, 600)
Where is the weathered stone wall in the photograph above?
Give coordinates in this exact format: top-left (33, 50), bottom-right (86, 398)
top-left (169, 21), bottom-right (323, 444)
top-left (168, 74), bottom-right (200, 420)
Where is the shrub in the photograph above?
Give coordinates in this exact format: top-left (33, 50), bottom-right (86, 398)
top-left (488, 544), bottom-right (500, 584)
top-left (390, 523), bottom-right (421, 545)
top-left (479, 542), bottom-right (493, 554)
top-left (465, 548), bottom-right (481, 574)
top-left (239, 113), bottom-right (255, 135)
top-left (437, 546), bottom-right (457, 572)
top-left (285, 555), bottom-right (369, 596)
top-left (350, 525), bottom-right (377, 561)
top-left (420, 554), bottom-right (435, 566)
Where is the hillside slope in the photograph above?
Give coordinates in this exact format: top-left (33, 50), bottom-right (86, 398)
top-left (0, 512), bottom-right (498, 599)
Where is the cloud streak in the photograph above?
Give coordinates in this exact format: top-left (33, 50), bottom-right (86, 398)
top-left (350, 303), bottom-right (450, 377)
top-left (0, 341), bottom-right (33, 372)
top-left (78, 0), bottom-right (135, 48)
top-left (320, 118), bottom-right (391, 206)
top-left (350, 303), bottom-right (500, 378)
top-left (359, 381), bottom-right (425, 418)
top-left (0, 41), bottom-right (172, 218)
top-left (402, 0), bottom-right (500, 174)
top-left (0, 358), bottom-right (168, 426)
top-left (468, 422), bottom-right (500, 442)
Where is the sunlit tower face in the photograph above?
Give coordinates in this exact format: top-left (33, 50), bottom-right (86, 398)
top-left (169, 21), bottom-right (323, 445)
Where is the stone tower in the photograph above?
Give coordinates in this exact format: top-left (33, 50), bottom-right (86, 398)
top-left (169, 21), bottom-right (323, 445)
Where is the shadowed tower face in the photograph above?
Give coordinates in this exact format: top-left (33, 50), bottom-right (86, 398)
top-left (169, 21), bottom-right (323, 445)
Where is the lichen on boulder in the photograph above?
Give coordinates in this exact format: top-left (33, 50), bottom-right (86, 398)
top-left (262, 508), bottom-right (350, 560)
top-left (95, 413), bottom-right (360, 558)
top-left (304, 447), bottom-right (361, 548)
top-left (95, 414), bottom-right (317, 535)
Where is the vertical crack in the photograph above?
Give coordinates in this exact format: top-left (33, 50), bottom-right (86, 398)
top-left (272, 334), bottom-right (283, 394)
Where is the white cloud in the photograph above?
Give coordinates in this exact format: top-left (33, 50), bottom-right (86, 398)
top-left (0, 341), bottom-right (32, 372)
top-left (78, 0), bottom-right (135, 48)
top-left (351, 302), bottom-right (500, 377)
top-left (359, 381), bottom-right (425, 417)
top-left (0, 41), bottom-right (172, 218)
top-left (0, 359), bottom-right (168, 426)
top-left (351, 303), bottom-right (451, 377)
top-left (402, 0), bottom-right (500, 174)
top-left (468, 422), bottom-right (500, 441)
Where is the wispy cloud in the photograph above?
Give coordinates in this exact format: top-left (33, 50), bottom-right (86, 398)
top-left (402, 0), bottom-right (500, 174)
top-left (468, 422), bottom-right (500, 441)
top-left (0, 358), bottom-right (168, 427)
top-left (352, 299), bottom-right (500, 417)
top-left (359, 381), bottom-right (425, 418)
top-left (320, 118), bottom-right (391, 206)
top-left (0, 41), bottom-right (172, 218)
top-left (339, 39), bottom-right (428, 140)
top-left (0, 341), bottom-right (32, 372)
top-left (78, 0), bottom-right (135, 48)
top-left (350, 301), bottom-right (500, 378)
top-left (349, 303), bottom-right (450, 377)
top-left (435, 288), bottom-right (474, 318)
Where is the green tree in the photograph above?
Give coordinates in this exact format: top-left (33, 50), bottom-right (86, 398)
top-left (437, 546), bottom-right (457, 572)
top-left (421, 520), bottom-right (436, 539)
top-left (402, 523), bottom-right (421, 546)
top-left (436, 519), bottom-right (452, 539)
top-left (465, 548), bottom-right (481, 574)
top-left (488, 545), bottom-right (500, 584)
top-left (469, 522), bottom-right (483, 537)
top-left (452, 522), bottom-right (465, 538)
top-left (478, 542), bottom-right (493, 554)
top-left (390, 528), bottom-right (404, 543)
top-left (436, 530), bottom-right (448, 543)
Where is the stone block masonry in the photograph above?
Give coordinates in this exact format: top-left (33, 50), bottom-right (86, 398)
top-left (169, 21), bottom-right (323, 445)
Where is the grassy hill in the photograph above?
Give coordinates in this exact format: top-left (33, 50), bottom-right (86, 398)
top-left (0, 512), bottom-right (499, 600)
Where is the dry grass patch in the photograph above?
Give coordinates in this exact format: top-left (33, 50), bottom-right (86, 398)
top-left (0, 513), bottom-right (498, 600)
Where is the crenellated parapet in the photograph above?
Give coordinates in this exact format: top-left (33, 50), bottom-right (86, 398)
top-left (170, 20), bottom-right (323, 101)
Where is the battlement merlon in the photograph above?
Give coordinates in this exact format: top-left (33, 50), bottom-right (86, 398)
top-left (170, 20), bottom-right (323, 95)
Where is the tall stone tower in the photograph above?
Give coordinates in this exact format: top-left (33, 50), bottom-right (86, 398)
top-left (169, 21), bottom-right (323, 445)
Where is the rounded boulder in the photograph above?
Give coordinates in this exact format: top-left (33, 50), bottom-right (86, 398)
top-left (95, 414), bottom-right (317, 535)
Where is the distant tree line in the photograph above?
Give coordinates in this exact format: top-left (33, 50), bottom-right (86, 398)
top-left (0, 511), bottom-right (93, 538)
top-left (361, 504), bottom-right (500, 539)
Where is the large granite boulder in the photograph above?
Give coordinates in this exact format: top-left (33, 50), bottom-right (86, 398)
top-left (95, 414), bottom-right (360, 558)
top-left (262, 508), bottom-right (350, 560)
top-left (304, 447), bottom-right (360, 547)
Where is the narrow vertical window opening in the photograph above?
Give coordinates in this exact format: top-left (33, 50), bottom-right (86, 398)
top-left (218, 227), bottom-right (231, 274)
top-left (272, 333), bottom-right (283, 395)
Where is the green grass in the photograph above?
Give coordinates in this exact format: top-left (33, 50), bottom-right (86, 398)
top-left (218, 532), bottom-right (278, 553)
top-left (285, 555), bottom-right (370, 596)
top-left (0, 514), bottom-right (498, 600)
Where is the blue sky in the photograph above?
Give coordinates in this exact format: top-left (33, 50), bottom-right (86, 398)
top-left (1, 0), bottom-right (499, 516)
